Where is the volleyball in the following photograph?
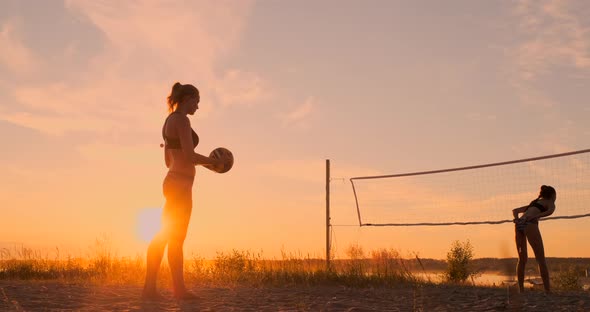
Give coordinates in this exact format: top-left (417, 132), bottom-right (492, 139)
top-left (205, 147), bottom-right (234, 173)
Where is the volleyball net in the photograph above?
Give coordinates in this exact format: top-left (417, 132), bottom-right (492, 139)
top-left (350, 149), bottom-right (590, 227)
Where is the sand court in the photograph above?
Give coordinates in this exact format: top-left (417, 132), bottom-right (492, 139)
top-left (1, 281), bottom-right (590, 311)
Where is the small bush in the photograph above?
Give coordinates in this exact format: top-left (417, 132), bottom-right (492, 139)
top-left (444, 240), bottom-right (477, 283)
top-left (554, 265), bottom-right (582, 291)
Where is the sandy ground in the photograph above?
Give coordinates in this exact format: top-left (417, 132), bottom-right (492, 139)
top-left (1, 280), bottom-right (589, 311)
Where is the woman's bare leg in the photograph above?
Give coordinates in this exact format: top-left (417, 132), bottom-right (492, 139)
top-left (168, 238), bottom-right (190, 297)
top-left (166, 186), bottom-right (195, 299)
top-left (515, 228), bottom-right (528, 293)
top-left (143, 231), bottom-right (168, 299)
top-left (143, 196), bottom-right (173, 299)
top-left (526, 224), bottom-right (550, 293)
top-left (167, 214), bottom-right (196, 299)
top-left (146, 174), bottom-right (195, 300)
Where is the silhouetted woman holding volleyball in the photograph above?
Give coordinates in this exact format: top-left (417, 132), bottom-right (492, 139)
top-left (143, 82), bottom-right (228, 300)
top-left (512, 185), bottom-right (556, 294)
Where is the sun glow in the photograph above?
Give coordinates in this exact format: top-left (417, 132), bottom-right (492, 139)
top-left (136, 207), bottom-right (162, 243)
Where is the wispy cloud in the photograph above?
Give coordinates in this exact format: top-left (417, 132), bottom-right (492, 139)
top-left (0, 19), bottom-right (40, 76)
top-left (279, 96), bottom-right (317, 129)
top-left (513, 0), bottom-right (590, 81)
top-left (214, 69), bottom-right (272, 108)
top-left (63, 0), bottom-right (250, 71)
top-left (1, 1), bottom-right (262, 137)
top-left (505, 0), bottom-right (590, 152)
top-left (0, 111), bottom-right (107, 136)
top-left (6, 78), bottom-right (165, 136)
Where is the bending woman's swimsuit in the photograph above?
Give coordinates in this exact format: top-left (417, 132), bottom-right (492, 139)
top-left (516, 198), bottom-right (548, 232)
top-left (526, 198), bottom-right (548, 225)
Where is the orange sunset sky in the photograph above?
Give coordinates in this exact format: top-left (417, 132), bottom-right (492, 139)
top-left (2, 0), bottom-right (590, 260)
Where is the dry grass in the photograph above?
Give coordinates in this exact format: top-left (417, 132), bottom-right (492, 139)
top-left (0, 242), bottom-right (425, 288)
top-left (2, 242), bottom-right (589, 294)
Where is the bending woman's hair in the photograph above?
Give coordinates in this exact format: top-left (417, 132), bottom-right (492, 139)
top-left (538, 185), bottom-right (556, 200)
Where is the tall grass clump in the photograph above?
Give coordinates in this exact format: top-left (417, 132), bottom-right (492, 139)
top-left (185, 246), bottom-right (420, 288)
top-left (370, 248), bottom-right (417, 283)
top-left (0, 246), bottom-right (88, 280)
top-left (211, 249), bottom-right (262, 283)
top-left (344, 244), bottom-right (366, 277)
top-left (259, 249), bottom-right (329, 286)
top-left (0, 238), bottom-right (147, 284)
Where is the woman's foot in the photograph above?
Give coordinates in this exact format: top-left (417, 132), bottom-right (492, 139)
top-left (173, 290), bottom-right (199, 300)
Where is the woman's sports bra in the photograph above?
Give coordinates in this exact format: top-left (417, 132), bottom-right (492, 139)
top-left (162, 112), bottom-right (199, 149)
top-left (528, 198), bottom-right (548, 213)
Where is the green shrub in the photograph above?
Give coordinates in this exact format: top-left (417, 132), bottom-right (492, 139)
top-left (554, 265), bottom-right (582, 291)
top-left (444, 240), bottom-right (477, 283)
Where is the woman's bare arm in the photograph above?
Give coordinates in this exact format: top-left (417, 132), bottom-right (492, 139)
top-left (175, 115), bottom-right (225, 166)
top-left (512, 205), bottom-right (528, 219)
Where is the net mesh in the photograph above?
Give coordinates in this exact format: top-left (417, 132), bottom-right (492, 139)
top-left (350, 149), bottom-right (590, 226)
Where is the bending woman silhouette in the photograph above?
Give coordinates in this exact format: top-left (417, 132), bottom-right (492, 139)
top-left (512, 185), bottom-right (556, 293)
top-left (143, 82), bottom-right (227, 300)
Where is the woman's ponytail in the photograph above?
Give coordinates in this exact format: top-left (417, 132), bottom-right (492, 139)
top-left (167, 82), bottom-right (198, 113)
